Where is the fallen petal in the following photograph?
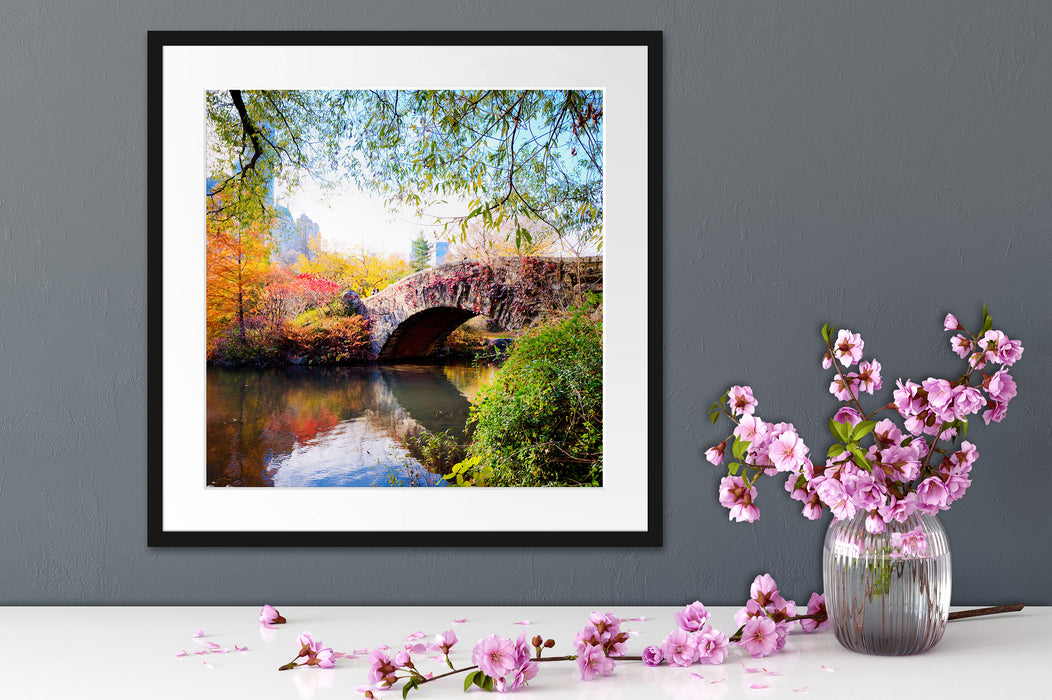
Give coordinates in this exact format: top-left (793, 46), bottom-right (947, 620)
top-left (192, 628), bottom-right (204, 638)
top-left (234, 645), bottom-right (249, 652)
top-left (513, 620), bottom-right (531, 626)
top-left (175, 650), bottom-right (188, 657)
top-left (405, 631), bottom-right (425, 641)
top-left (793, 688), bottom-right (809, 693)
top-left (710, 678), bottom-right (726, 685)
top-left (690, 673), bottom-right (705, 680)
top-left (741, 663), bottom-right (761, 674)
top-left (211, 649), bottom-right (229, 654)
top-left (821, 665), bottom-right (835, 672)
top-left (205, 641), bottom-right (221, 649)
top-left (452, 619), bottom-right (468, 624)
top-left (749, 683), bottom-right (769, 689)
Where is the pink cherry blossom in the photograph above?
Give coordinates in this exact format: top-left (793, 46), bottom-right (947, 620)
top-left (943, 313), bottom-right (960, 331)
top-left (800, 593), bottom-right (829, 633)
top-left (661, 628), bottom-right (699, 667)
top-left (368, 649), bottom-right (398, 686)
top-left (739, 617), bottom-right (779, 658)
top-left (987, 368), bottom-right (1017, 402)
top-left (952, 385), bottom-right (984, 417)
top-left (833, 406), bottom-right (862, 427)
top-left (695, 628), bottom-right (729, 665)
top-left (259, 604), bottom-right (285, 625)
top-left (719, 475), bottom-right (760, 523)
top-left (728, 385), bottom-right (758, 417)
top-left (674, 601), bottom-right (710, 631)
top-left (983, 400), bottom-right (1008, 424)
top-left (816, 477), bottom-right (856, 520)
top-left (734, 414), bottom-right (769, 442)
top-left (705, 441), bottom-right (726, 465)
top-left (997, 338), bottom-right (1024, 366)
top-left (750, 574), bottom-right (779, 607)
top-left (865, 511), bottom-right (886, 534)
top-left (950, 334), bottom-right (973, 359)
top-left (856, 359), bottom-right (882, 394)
top-left (829, 373), bottom-right (860, 401)
top-left (893, 379), bottom-right (924, 416)
top-left (576, 644), bottom-right (614, 680)
top-left (642, 645), bottom-right (663, 666)
top-left (734, 599), bottom-right (768, 627)
top-left (432, 630), bottom-right (458, 655)
top-left (833, 329), bottom-right (864, 367)
top-left (768, 430), bottom-right (808, 472)
top-left (915, 477), bottom-right (949, 513)
top-left (472, 635), bottom-right (517, 681)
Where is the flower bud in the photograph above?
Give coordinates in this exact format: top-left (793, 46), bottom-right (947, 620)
top-left (543, 638), bottom-right (556, 648)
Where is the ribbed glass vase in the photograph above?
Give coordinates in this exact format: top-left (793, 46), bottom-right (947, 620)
top-left (822, 511), bottom-right (951, 655)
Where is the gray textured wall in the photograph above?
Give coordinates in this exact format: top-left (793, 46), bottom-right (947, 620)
top-left (1, 1), bottom-right (1049, 606)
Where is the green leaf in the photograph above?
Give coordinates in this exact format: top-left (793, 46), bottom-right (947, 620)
top-left (961, 418), bottom-right (969, 440)
top-left (732, 438), bottom-right (750, 460)
top-left (821, 323), bottom-right (831, 343)
top-left (403, 678), bottom-right (419, 699)
top-left (709, 411), bottom-right (720, 425)
top-left (980, 304), bottom-right (993, 335)
top-left (482, 676), bottom-right (494, 692)
top-left (728, 462), bottom-right (740, 476)
top-left (829, 418), bottom-right (850, 443)
top-left (852, 420), bottom-right (877, 440)
top-left (827, 443), bottom-right (846, 459)
top-left (465, 671), bottom-right (480, 692)
top-left (848, 444), bottom-right (872, 470)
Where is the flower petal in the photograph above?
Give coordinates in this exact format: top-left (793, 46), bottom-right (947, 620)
top-left (192, 628), bottom-right (204, 638)
top-left (691, 673), bottom-right (705, 680)
top-left (452, 618), bottom-right (468, 624)
top-left (175, 650), bottom-right (188, 657)
top-left (513, 620), bottom-right (531, 625)
top-left (749, 683), bottom-right (769, 689)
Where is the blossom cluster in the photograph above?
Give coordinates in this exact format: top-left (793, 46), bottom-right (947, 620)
top-left (471, 633), bottom-right (538, 692)
top-left (366, 630), bottom-right (460, 688)
top-left (278, 631), bottom-right (339, 671)
top-left (732, 575), bottom-right (828, 657)
top-left (572, 611), bottom-right (630, 680)
top-left (641, 602), bottom-right (728, 668)
top-left (706, 309), bottom-right (1022, 532)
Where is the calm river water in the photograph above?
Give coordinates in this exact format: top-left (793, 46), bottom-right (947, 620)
top-left (206, 363), bottom-right (497, 487)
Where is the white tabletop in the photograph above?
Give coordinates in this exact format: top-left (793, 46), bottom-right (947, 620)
top-left (0, 605), bottom-right (1044, 699)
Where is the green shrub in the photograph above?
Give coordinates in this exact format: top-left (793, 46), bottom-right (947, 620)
top-left (468, 314), bottom-right (602, 486)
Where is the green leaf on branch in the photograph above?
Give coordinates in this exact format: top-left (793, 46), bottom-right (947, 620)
top-left (709, 410), bottom-right (720, 425)
top-left (732, 438), bottom-right (750, 460)
top-left (961, 419), bottom-right (969, 440)
top-left (848, 444), bottom-right (872, 470)
top-left (403, 678), bottom-right (420, 699)
top-left (728, 462), bottom-right (740, 476)
top-left (465, 671), bottom-right (480, 691)
top-left (827, 443), bottom-right (846, 459)
top-left (980, 304), bottom-right (993, 335)
top-left (821, 323), bottom-right (831, 343)
top-left (830, 418), bottom-right (851, 443)
top-left (852, 420), bottom-right (877, 440)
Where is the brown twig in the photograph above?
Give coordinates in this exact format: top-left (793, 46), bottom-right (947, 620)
top-left (948, 604), bottom-right (1024, 621)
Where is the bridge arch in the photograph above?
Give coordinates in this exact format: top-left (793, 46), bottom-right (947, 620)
top-left (358, 257), bottom-right (602, 361)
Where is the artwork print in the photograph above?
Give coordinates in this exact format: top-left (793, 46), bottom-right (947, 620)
top-left (149, 32), bottom-right (659, 544)
top-left (205, 88), bottom-right (604, 489)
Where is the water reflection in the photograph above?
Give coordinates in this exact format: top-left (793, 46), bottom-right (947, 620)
top-left (206, 363), bottom-right (496, 487)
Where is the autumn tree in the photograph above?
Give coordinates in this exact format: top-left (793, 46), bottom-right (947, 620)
top-left (206, 182), bottom-right (274, 344)
top-left (294, 240), bottom-right (411, 297)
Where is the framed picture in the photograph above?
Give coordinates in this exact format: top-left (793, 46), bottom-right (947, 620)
top-left (147, 30), bottom-right (661, 546)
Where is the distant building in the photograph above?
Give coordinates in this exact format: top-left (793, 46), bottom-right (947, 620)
top-left (434, 241), bottom-right (450, 266)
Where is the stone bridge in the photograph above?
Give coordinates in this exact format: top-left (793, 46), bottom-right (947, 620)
top-left (353, 256), bottom-right (602, 360)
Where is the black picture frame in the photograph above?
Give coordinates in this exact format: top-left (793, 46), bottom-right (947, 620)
top-left (147, 30), bottom-right (662, 547)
